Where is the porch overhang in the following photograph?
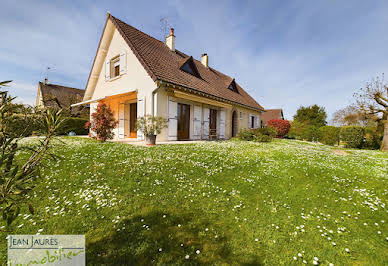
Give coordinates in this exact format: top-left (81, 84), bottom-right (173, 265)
top-left (172, 90), bottom-right (232, 109)
top-left (71, 89), bottom-right (137, 107)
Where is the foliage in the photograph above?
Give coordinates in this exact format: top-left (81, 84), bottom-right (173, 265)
top-left (0, 81), bottom-right (64, 226)
top-left (318, 126), bottom-right (340, 146)
top-left (266, 119), bottom-right (291, 138)
top-left (238, 128), bottom-right (276, 142)
top-left (287, 120), bottom-right (307, 140)
top-left (88, 102), bottom-right (118, 142)
top-left (354, 74), bottom-right (387, 150)
top-left (340, 126), bottom-right (365, 148)
top-left (135, 115), bottom-right (167, 136)
top-left (303, 125), bottom-right (320, 141)
top-left (7, 114), bottom-right (41, 137)
top-left (57, 117), bottom-right (89, 135)
top-left (363, 127), bottom-right (382, 150)
top-left (293, 104), bottom-right (327, 127)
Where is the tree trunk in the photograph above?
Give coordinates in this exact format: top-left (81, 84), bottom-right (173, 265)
top-left (381, 120), bottom-right (388, 151)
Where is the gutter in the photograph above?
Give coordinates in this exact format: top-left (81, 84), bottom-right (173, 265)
top-left (70, 97), bottom-right (105, 107)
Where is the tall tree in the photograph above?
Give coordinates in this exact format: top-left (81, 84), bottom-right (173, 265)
top-left (293, 104), bottom-right (327, 127)
top-left (331, 105), bottom-right (372, 127)
top-left (355, 74), bottom-right (388, 151)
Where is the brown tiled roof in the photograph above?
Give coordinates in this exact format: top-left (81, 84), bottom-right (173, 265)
top-left (38, 82), bottom-right (85, 108)
top-left (261, 109), bottom-right (284, 124)
top-left (109, 15), bottom-right (264, 111)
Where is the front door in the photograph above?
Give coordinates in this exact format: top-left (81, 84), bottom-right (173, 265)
top-left (209, 109), bottom-right (217, 139)
top-left (130, 103), bottom-right (137, 138)
top-left (177, 103), bottom-right (190, 140)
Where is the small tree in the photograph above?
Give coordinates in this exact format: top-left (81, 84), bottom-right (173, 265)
top-left (293, 105), bottom-right (327, 127)
top-left (354, 74), bottom-right (388, 151)
top-left (136, 115), bottom-right (167, 145)
top-left (0, 80), bottom-right (64, 227)
top-left (267, 119), bottom-right (291, 138)
top-left (87, 102), bottom-right (118, 142)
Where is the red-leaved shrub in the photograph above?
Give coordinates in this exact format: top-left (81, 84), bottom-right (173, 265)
top-left (87, 102), bottom-right (118, 141)
top-left (267, 119), bottom-right (291, 138)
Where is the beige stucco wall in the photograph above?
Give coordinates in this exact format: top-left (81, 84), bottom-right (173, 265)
top-left (154, 86), bottom-right (262, 141)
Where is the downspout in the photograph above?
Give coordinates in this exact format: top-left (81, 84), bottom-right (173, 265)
top-left (151, 80), bottom-right (164, 116)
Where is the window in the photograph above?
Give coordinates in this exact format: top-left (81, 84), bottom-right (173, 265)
top-left (240, 112), bottom-right (243, 119)
top-left (111, 56), bottom-right (120, 78)
top-left (228, 80), bottom-right (238, 93)
top-left (180, 56), bottom-right (201, 78)
top-left (251, 116), bottom-right (255, 129)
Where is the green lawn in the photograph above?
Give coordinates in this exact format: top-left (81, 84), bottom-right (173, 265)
top-left (1, 137), bottom-right (387, 265)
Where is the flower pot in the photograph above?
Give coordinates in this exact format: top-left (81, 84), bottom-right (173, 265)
top-left (145, 134), bottom-right (156, 145)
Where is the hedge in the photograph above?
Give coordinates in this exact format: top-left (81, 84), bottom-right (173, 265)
top-left (237, 128), bottom-right (276, 142)
top-left (7, 115), bottom-right (88, 136)
top-left (319, 126), bottom-right (340, 146)
top-left (340, 126), bottom-right (365, 148)
top-left (57, 117), bottom-right (89, 135)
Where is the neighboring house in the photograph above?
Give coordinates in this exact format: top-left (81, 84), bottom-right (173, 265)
top-left (261, 109), bottom-right (284, 127)
top-left (73, 13), bottom-right (264, 141)
top-left (36, 80), bottom-right (88, 116)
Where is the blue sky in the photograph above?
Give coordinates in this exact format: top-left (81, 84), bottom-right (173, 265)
top-left (1, 0), bottom-right (388, 120)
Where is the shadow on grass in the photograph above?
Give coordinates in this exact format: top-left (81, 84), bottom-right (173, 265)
top-left (87, 209), bottom-right (262, 265)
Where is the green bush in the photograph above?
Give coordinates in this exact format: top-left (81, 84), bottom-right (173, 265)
top-left (238, 128), bottom-right (275, 142)
top-left (363, 127), bottom-right (382, 150)
top-left (304, 125), bottom-right (320, 141)
top-left (7, 114), bottom-right (40, 137)
top-left (287, 121), bottom-right (307, 140)
top-left (340, 126), bottom-right (365, 148)
top-left (253, 133), bottom-right (272, 142)
top-left (237, 128), bottom-right (255, 141)
top-left (253, 127), bottom-right (277, 138)
top-left (57, 117), bottom-right (89, 135)
top-left (319, 126), bottom-right (340, 146)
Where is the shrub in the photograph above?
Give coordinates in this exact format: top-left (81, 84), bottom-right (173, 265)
top-left (238, 128), bottom-right (275, 142)
top-left (340, 126), bottom-right (365, 148)
top-left (318, 126), bottom-right (340, 146)
top-left (135, 115), bottom-right (167, 136)
top-left (253, 133), bottom-right (272, 142)
top-left (88, 102), bottom-right (118, 141)
top-left (267, 119), bottom-right (291, 138)
top-left (238, 128), bottom-right (255, 141)
top-left (363, 127), bottom-right (382, 150)
top-left (288, 121), bottom-right (307, 140)
top-left (57, 117), bottom-right (89, 135)
top-left (7, 114), bottom-right (40, 137)
top-left (304, 125), bottom-right (320, 141)
top-left (254, 127), bottom-right (277, 138)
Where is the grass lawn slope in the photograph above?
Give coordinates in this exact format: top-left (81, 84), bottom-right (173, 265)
top-left (1, 138), bottom-right (387, 265)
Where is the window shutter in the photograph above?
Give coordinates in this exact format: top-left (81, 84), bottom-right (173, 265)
top-left (105, 60), bottom-right (110, 80)
top-left (118, 103), bottom-right (125, 139)
top-left (120, 52), bottom-right (126, 75)
top-left (255, 115), bottom-right (259, 128)
top-left (168, 100), bottom-right (178, 140)
top-left (202, 108), bottom-right (210, 139)
top-left (219, 110), bottom-right (226, 139)
top-left (137, 98), bottom-right (145, 140)
top-left (248, 114), bottom-right (251, 129)
top-left (193, 105), bottom-right (202, 140)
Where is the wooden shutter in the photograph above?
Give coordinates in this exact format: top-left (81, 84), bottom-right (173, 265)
top-left (105, 60), bottom-right (110, 80)
top-left (118, 103), bottom-right (125, 139)
top-left (120, 52), bottom-right (126, 75)
top-left (255, 115), bottom-right (259, 128)
top-left (137, 98), bottom-right (145, 140)
top-left (202, 107), bottom-right (209, 139)
top-left (193, 105), bottom-right (202, 140)
top-left (168, 100), bottom-right (178, 140)
top-left (219, 110), bottom-right (225, 139)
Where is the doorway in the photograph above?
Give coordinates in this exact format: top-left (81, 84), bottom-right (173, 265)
top-left (177, 103), bottom-right (190, 140)
top-left (209, 109), bottom-right (217, 139)
top-left (129, 102), bottom-right (137, 138)
top-left (232, 111), bottom-right (237, 137)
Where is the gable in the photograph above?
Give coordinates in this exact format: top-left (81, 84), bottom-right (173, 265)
top-left (180, 57), bottom-right (201, 78)
top-left (84, 18), bottom-right (155, 101)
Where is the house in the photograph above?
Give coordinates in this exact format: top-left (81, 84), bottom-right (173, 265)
top-left (261, 109), bottom-right (284, 127)
top-left (36, 79), bottom-right (88, 117)
top-left (73, 13), bottom-right (264, 141)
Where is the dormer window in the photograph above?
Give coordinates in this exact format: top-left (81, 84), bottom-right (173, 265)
top-left (180, 56), bottom-right (201, 79)
top-left (228, 79), bottom-right (238, 93)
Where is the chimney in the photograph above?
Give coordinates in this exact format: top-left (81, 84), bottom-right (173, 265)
top-left (44, 78), bottom-right (49, 84)
top-left (165, 28), bottom-right (175, 51)
top-left (201, 53), bottom-right (208, 68)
